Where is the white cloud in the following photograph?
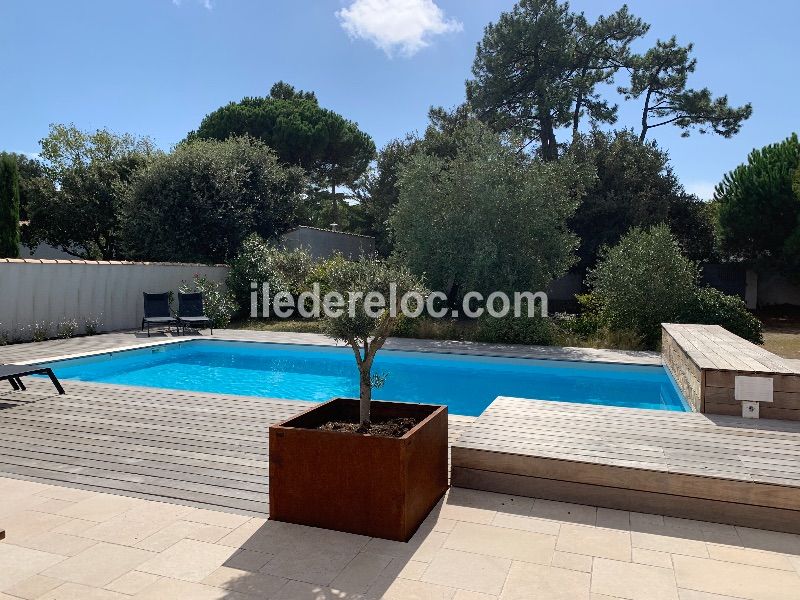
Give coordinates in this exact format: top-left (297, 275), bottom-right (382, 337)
top-left (336, 0), bottom-right (462, 57)
top-left (684, 180), bottom-right (717, 201)
top-left (172, 0), bottom-right (213, 10)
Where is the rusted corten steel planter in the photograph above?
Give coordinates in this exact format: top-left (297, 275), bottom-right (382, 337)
top-left (269, 398), bottom-right (448, 542)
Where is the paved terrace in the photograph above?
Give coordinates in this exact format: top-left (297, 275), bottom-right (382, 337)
top-left (1, 331), bottom-right (799, 598)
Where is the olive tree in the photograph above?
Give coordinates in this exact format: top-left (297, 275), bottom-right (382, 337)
top-left (316, 257), bottom-right (425, 425)
top-left (391, 119), bottom-right (590, 300)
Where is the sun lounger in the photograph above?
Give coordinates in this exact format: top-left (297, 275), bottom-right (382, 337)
top-left (142, 292), bottom-right (178, 337)
top-left (0, 364), bottom-right (65, 394)
top-left (177, 292), bottom-right (213, 334)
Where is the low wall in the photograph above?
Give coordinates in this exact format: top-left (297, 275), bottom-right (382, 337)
top-left (0, 259), bottom-right (229, 338)
top-left (661, 329), bottom-right (703, 412)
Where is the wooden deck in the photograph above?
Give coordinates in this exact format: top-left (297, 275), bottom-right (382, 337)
top-left (0, 378), bottom-right (473, 516)
top-left (452, 397), bottom-right (800, 534)
top-left (662, 323), bottom-right (800, 420)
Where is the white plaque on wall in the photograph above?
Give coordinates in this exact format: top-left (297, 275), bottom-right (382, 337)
top-left (734, 376), bottom-right (774, 403)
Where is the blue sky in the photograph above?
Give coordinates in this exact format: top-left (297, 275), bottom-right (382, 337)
top-left (2, 0), bottom-right (798, 199)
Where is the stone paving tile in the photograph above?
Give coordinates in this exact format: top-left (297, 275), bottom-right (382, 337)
top-left (421, 548), bottom-right (511, 596)
top-left (1, 510), bottom-right (73, 544)
top-left (11, 531), bottom-right (98, 557)
top-left (135, 519), bottom-right (232, 552)
top-left (57, 494), bottom-right (141, 523)
top-left (631, 547), bottom-right (673, 569)
top-left (104, 570), bottom-right (163, 595)
top-left (329, 551), bottom-right (393, 593)
top-left (499, 561), bottom-right (590, 600)
top-left (0, 543), bottom-right (67, 591)
top-left (79, 514), bottom-right (175, 547)
top-left (630, 530), bottom-right (709, 558)
top-left (41, 542), bottom-right (154, 588)
top-left (260, 547), bottom-right (361, 586)
top-left (530, 500), bottom-right (597, 526)
top-left (705, 543), bottom-right (797, 571)
top-left (2, 574), bottom-right (63, 600)
top-left (39, 582), bottom-right (128, 599)
top-left (453, 591), bottom-right (498, 600)
top-left (131, 577), bottom-right (255, 600)
top-left (445, 521), bottom-right (555, 565)
top-left (223, 548), bottom-right (274, 572)
top-left (672, 554), bottom-right (800, 600)
top-left (591, 557), bottom-right (679, 600)
top-left (556, 524), bottom-right (631, 561)
top-left (735, 527), bottom-right (800, 556)
top-left (372, 577), bottom-right (456, 600)
top-left (137, 539), bottom-right (235, 583)
top-left (490, 512), bottom-right (561, 536)
top-left (595, 509), bottom-right (631, 531)
top-left (202, 565), bottom-right (288, 597)
top-left (678, 590), bottom-right (748, 600)
top-left (550, 550), bottom-right (593, 573)
top-left (275, 579), bottom-right (365, 600)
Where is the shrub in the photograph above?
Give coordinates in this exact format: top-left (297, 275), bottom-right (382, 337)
top-left (56, 318), bottom-right (78, 339)
top-left (84, 315), bottom-right (103, 335)
top-left (121, 136), bottom-right (305, 263)
top-left (474, 314), bottom-right (557, 346)
top-left (180, 275), bottom-right (237, 328)
top-left (0, 326), bottom-right (8, 346)
top-left (587, 224), bottom-right (698, 345)
top-left (29, 321), bottom-right (52, 342)
top-left (681, 287), bottom-right (763, 344)
top-left (227, 234), bottom-right (313, 317)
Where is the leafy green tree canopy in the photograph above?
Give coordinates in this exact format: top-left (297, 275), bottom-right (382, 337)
top-left (715, 133), bottom-right (800, 274)
top-left (121, 136), bottom-right (306, 263)
top-left (0, 154), bottom-right (21, 258)
top-left (189, 82), bottom-right (375, 222)
top-left (568, 129), bottom-right (715, 268)
top-left (620, 37), bottom-right (752, 141)
top-left (391, 119), bottom-right (592, 298)
top-left (23, 124), bottom-right (156, 259)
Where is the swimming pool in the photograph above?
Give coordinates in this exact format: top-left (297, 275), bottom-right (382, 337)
top-left (39, 340), bottom-right (688, 416)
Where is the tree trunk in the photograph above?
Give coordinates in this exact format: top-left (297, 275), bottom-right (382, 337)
top-left (331, 183), bottom-right (338, 226)
top-left (358, 364), bottom-right (371, 425)
top-left (639, 87), bottom-right (653, 142)
top-left (538, 110), bottom-right (559, 162)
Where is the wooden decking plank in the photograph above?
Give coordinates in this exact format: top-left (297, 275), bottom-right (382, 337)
top-left (0, 437), bottom-right (269, 484)
top-left (0, 428), bottom-right (271, 474)
top-left (0, 417), bottom-right (271, 461)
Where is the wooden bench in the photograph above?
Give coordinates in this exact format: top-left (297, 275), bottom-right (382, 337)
top-left (662, 323), bottom-right (800, 421)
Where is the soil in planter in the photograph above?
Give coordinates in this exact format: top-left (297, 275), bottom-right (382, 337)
top-left (318, 416), bottom-right (420, 438)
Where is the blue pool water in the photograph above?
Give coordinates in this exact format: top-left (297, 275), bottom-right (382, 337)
top-left (40, 340), bottom-right (688, 416)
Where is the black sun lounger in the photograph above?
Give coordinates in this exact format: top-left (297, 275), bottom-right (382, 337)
top-left (142, 292), bottom-right (178, 337)
top-left (177, 292), bottom-right (213, 335)
top-left (0, 364), bottom-right (65, 394)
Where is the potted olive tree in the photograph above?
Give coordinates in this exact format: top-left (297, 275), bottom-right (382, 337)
top-left (268, 257), bottom-right (448, 541)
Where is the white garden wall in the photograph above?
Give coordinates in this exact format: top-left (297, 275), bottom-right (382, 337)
top-left (0, 258), bottom-right (229, 338)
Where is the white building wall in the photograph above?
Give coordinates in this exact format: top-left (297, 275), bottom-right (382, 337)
top-left (0, 259), bottom-right (229, 338)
